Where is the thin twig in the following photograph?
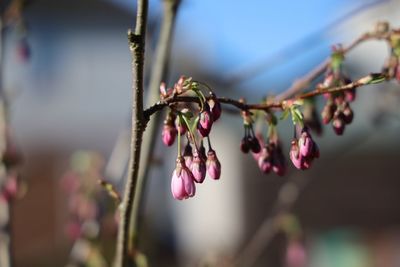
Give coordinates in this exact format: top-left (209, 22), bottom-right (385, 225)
top-left (143, 73), bottom-right (388, 118)
top-left (114, 0), bottom-right (148, 266)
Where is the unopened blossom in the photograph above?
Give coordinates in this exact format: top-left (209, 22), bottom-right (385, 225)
top-left (162, 124), bottom-right (177, 146)
top-left (298, 128), bottom-right (317, 158)
top-left (345, 88), bottom-right (356, 102)
top-left (191, 150), bottom-right (206, 183)
top-left (183, 143), bottom-right (193, 168)
top-left (332, 111), bottom-right (345, 135)
top-left (206, 149), bottom-right (221, 180)
top-left (249, 136), bottom-right (261, 153)
top-left (286, 240), bottom-right (307, 267)
top-left (321, 102), bottom-right (336, 124)
top-left (240, 137), bottom-right (250, 153)
top-left (252, 134), bottom-right (265, 161)
top-left (208, 98), bottom-right (222, 121)
top-left (343, 104), bottom-right (354, 124)
top-left (171, 157), bottom-right (196, 200)
top-left (289, 140), bottom-right (303, 170)
top-left (175, 116), bottom-right (187, 135)
top-left (257, 146), bottom-right (272, 174)
top-left (197, 108), bottom-right (213, 137)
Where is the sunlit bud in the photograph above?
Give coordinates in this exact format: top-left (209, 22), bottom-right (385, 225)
top-left (159, 82), bottom-right (168, 97)
top-left (289, 140), bottom-right (303, 170)
top-left (174, 76), bottom-right (186, 94)
top-left (332, 111), bottom-right (345, 135)
top-left (162, 124), bottom-right (177, 146)
top-left (206, 149), bottom-right (221, 180)
top-left (298, 128), bottom-right (317, 158)
top-left (208, 98), bottom-right (222, 121)
top-left (191, 150), bottom-right (206, 183)
top-left (171, 157), bottom-right (196, 200)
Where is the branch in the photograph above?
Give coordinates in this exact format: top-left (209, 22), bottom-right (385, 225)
top-left (143, 73), bottom-right (388, 118)
top-left (114, 0), bottom-right (148, 266)
top-left (129, 0), bottom-right (181, 251)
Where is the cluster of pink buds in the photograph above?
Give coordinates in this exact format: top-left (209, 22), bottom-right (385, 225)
top-left (253, 134), bottom-right (286, 176)
top-left (159, 77), bottom-right (222, 200)
top-left (318, 46), bottom-right (355, 135)
top-left (289, 127), bottom-right (319, 170)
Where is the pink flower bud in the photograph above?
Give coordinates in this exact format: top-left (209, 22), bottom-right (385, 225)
top-left (197, 109), bottom-right (213, 137)
top-left (240, 137), bottom-right (250, 153)
top-left (345, 88), bottom-right (356, 102)
top-left (252, 134), bottom-right (265, 161)
top-left (332, 111), bottom-right (345, 135)
top-left (183, 143), bottom-right (193, 168)
top-left (159, 82), bottom-right (168, 97)
top-left (208, 98), bottom-right (222, 121)
top-left (257, 147), bottom-right (272, 174)
top-left (321, 102), bottom-right (336, 124)
top-left (298, 128), bottom-right (316, 158)
top-left (286, 240), bottom-right (307, 267)
top-left (171, 157), bottom-right (196, 200)
top-left (206, 149), bottom-right (221, 180)
top-left (343, 104), bottom-right (354, 124)
top-left (289, 140), bottom-right (303, 170)
top-left (3, 176), bottom-right (18, 200)
top-left (249, 136), bottom-right (261, 153)
top-left (162, 124), bottom-right (177, 146)
top-left (175, 116), bottom-right (187, 135)
top-left (191, 151), bottom-right (206, 184)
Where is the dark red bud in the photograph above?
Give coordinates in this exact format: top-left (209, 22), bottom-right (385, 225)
top-left (240, 137), bottom-right (250, 153)
top-left (343, 105), bottom-right (354, 124)
top-left (332, 111), bottom-right (345, 135)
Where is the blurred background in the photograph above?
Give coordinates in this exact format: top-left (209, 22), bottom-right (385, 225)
top-left (1, 0), bottom-right (400, 266)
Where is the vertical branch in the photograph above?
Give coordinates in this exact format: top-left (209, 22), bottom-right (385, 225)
top-left (114, 0), bottom-right (148, 266)
top-left (129, 0), bottom-right (181, 249)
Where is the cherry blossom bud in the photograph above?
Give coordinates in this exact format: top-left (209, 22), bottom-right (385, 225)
top-left (197, 109), bottom-right (213, 137)
top-left (249, 136), bottom-right (261, 153)
top-left (286, 240), bottom-right (307, 267)
top-left (3, 176), bottom-right (18, 200)
top-left (345, 88), bottom-right (356, 102)
top-left (252, 134), bottom-right (265, 161)
top-left (343, 104), bottom-right (354, 124)
top-left (257, 147), bottom-right (272, 174)
top-left (332, 111), bottom-right (345, 135)
top-left (175, 116), bottom-right (187, 135)
top-left (171, 157), bottom-right (196, 200)
top-left (298, 128), bottom-right (316, 158)
top-left (191, 150), bottom-right (206, 183)
top-left (159, 82), bottom-right (168, 97)
top-left (289, 140), bottom-right (303, 170)
top-left (208, 98), bottom-right (222, 121)
top-left (240, 137), bottom-right (250, 153)
top-left (321, 102), bottom-right (336, 124)
top-left (272, 145), bottom-right (287, 176)
top-left (183, 143), bottom-right (193, 168)
top-left (162, 124), bottom-right (177, 146)
top-left (206, 149), bottom-right (221, 180)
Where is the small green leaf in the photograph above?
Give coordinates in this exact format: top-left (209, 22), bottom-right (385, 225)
top-left (280, 109), bottom-right (290, 120)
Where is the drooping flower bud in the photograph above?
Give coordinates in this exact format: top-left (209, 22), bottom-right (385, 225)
top-left (208, 98), bottom-right (222, 121)
top-left (183, 142), bottom-right (193, 168)
top-left (342, 103), bottom-right (354, 124)
top-left (321, 102), bottom-right (336, 124)
top-left (162, 124), bottom-right (177, 146)
top-left (332, 111), bottom-right (345, 135)
top-left (257, 146), bottom-right (272, 174)
top-left (175, 116), bottom-right (187, 135)
top-left (191, 150), bottom-right (206, 183)
top-left (171, 157), bottom-right (196, 200)
top-left (298, 128), bottom-right (317, 158)
top-left (345, 88), bottom-right (356, 102)
top-left (285, 240), bottom-right (307, 267)
top-left (197, 108), bottom-right (213, 137)
top-left (289, 140), bottom-right (303, 170)
top-left (206, 149), bottom-right (221, 180)
top-left (240, 137), bottom-right (250, 153)
top-left (249, 136), bottom-right (261, 153)
top-left (272, 143), bottom-right (287, 176)
top-left (252, 134), bottom-right (265, 161)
